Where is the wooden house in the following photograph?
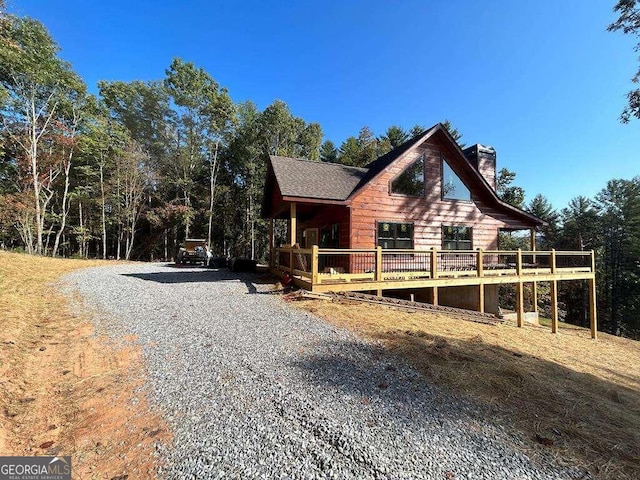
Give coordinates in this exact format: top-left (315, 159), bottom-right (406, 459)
top-left (262, 123), bottom-right (597, 337)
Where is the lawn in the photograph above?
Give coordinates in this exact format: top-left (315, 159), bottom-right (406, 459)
top-left (293, 295), bottom-right (640, 480)
top-left (0, 251), bottom-right (167, 478)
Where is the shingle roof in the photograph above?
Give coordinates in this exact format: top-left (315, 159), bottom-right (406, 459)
top-left (270, 156), bottom-right (368, 201)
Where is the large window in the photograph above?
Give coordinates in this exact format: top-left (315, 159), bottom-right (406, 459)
top-left (320, 223), bottom-right (339, 247)
top-left (443, 226), bottom-right (472, 250)
top-left (442, 158), bottom-right (471, 201)
top-left (391, 155), bottom-right (425, 197)
top-left (378, 222), bottom-right (413, 249)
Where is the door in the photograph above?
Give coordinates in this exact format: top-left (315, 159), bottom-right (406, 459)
top-left (304, 228), bottom-right (319, 248)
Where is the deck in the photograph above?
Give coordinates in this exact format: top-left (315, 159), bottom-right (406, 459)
top-left (272, 246), bottom-right (598, 338)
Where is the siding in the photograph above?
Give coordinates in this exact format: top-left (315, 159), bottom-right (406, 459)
top-left (349, 137), bottom-right (535, 250)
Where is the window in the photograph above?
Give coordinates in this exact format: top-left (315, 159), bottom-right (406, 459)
top-left (320, 223), bottom-right (339, 247)
top-left (377, 222), bottom-right (413, 249)
top-left (443, 226), bottom-right (472, 250)
top-left (391, 155), bottom-right (425, 197)
top-left (442, 158), bottom-right (471, 201)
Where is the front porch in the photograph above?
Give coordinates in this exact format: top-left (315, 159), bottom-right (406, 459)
top-left (271, 246), bottom-right (598, 338)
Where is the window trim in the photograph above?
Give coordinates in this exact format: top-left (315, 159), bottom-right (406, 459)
top-left (441, 156), bottom-right (472, 202)
top-left (442, 225), bottom-right (474, 250)
top-left (389, 154), bottom-right (426, 198)
top-left (376, 221), bottom-right (415, 249)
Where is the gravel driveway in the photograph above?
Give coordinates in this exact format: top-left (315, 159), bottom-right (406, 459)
top-left (65, 263), bottom-right (585, 479)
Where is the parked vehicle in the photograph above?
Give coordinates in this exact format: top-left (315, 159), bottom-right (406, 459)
top-left (176, 238), bottom-right (209, 266)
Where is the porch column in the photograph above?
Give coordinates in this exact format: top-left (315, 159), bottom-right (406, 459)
top-left (289, 202), bottom-right (297, 246)
top-left (288, 203), bottom-right (297, 275)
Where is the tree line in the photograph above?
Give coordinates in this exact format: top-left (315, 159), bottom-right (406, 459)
top-left (1, 6), bottom-right (638, 338)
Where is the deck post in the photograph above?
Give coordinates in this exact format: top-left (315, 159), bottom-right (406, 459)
top-left (516, 282), bottom-right (524, 327)
top-left (516, 248), bottom-right (522, 275)
top-left (550, 249), bottom-right (556, 273)
top-left (311, 245), bottom-right (319, 287)
top-left (477, 248), bottom-right (485, 313)
top-left (550, 280), bottom-right (558, 333)
top-left (431, 247), bottom-right (439, 305)
top-left (589, 277), bottom-right (598, 339)
top-left (530, 230), bottom-right (538, 313)
top-left (375, 246), bottom-right (383, 296)
top-left (430, 248), bottom-right (438, 279)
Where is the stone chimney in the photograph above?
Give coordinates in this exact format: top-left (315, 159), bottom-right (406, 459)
top-left (463, 144), bottom-right (496, 191)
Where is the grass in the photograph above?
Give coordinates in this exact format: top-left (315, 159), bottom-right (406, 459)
top-left (0, 251), bottom-right (167, 478)
top-left (293, 296), bottom-right (640, 480)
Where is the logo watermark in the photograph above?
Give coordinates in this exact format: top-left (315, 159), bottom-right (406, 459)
top-left (0, 456), bottom-right (71, 480)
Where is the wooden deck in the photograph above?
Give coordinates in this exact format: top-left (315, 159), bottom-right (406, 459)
top-left (271, 246), bottom-right (598, 338)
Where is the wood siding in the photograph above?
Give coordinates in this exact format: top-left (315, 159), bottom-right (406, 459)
top-left (298, 205), bottom-right (350, 248)
top-left (349, 135), bottom-right (536, 250)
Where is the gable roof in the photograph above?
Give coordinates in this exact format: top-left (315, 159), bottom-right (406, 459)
top-left (269, 155), bottom-right (368, 201)
top-left (264, 123), bottom-right (545, 227)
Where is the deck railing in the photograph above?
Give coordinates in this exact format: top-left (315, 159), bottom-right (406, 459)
top-left (274, 246), bottom-right (595, 285)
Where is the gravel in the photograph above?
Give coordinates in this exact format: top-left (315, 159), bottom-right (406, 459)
top-left (64, 262), bottom-right (588, 479)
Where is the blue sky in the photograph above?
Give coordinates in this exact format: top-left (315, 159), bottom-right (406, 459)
top-left (10, 0), bottom-right (640, 209)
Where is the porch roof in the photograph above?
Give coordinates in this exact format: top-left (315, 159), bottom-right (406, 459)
top-left (270, 155), bottom-right (368, 201)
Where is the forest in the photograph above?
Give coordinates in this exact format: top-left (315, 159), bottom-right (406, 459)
top-left (1, 5), bottom-right (638, 339)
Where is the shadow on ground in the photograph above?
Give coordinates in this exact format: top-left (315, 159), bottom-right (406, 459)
top-left (121, 268), bottom-right (276, 294)
top-left (292, 333), bottom-right (639, 480)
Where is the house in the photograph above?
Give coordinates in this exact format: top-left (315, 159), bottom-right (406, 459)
top-left (262, 123), bottom-right (597, 336)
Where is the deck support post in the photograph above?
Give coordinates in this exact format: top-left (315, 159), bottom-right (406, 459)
top-left (431, 247), bottom-right (439, 306)
top-left (589, 277), bottom-right (598, 339)
top-left (375, 246), bottom-right (383, 296)
top-left (530, 232), bottom-right (538, 314)
top-left (550, 280), bottom-right (558, 333)
top-left (516, 282), bottom-right (524, 327)
top-left (477, 248), bottom-right (485, 313)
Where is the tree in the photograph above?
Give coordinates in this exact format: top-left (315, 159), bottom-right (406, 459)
top-left (0, 13), bottom-right (86, 254)
top-left (379, 125), bottom-right (409, 150)
top-left (594, 177), bottom-right (640, 336)
top-left (337, 136), bottom-right (361, 166)
top-left (496, 167), bottom-right (525, 208)
top-left (608, 0), bottom-right (640, 122)
top-left (442, 119), bottom-right (464, 147)
top-left (409, 124), bottom-right (426, 138)
top-left (164, 58), bottom-right (235, 243)
top-left (526, 194), bottom-right (558, 249)
top-left (319, 140), bottom-right (338, 162)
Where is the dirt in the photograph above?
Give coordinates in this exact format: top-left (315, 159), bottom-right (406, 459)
top-left (0, 252), bottom-right (169, 479)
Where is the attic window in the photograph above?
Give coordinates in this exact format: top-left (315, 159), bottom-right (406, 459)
top-left (391, 155), bottom-right (425, 197)
top-left (442, 158), bottom-right (471, 201)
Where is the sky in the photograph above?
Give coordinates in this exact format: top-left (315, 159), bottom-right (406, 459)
top-left (9, 0), bottom-right (640, 209)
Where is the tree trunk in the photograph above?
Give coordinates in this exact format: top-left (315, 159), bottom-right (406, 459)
top-left (207, 141), bottom-right (220, 248)
top-left (100, 162), bottom-right (107, 259)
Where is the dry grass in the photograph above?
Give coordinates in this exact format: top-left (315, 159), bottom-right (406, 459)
top-left (293, 296), bottom-right (640, 480)
top-left (0, 251), bottom-right (168, 478)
